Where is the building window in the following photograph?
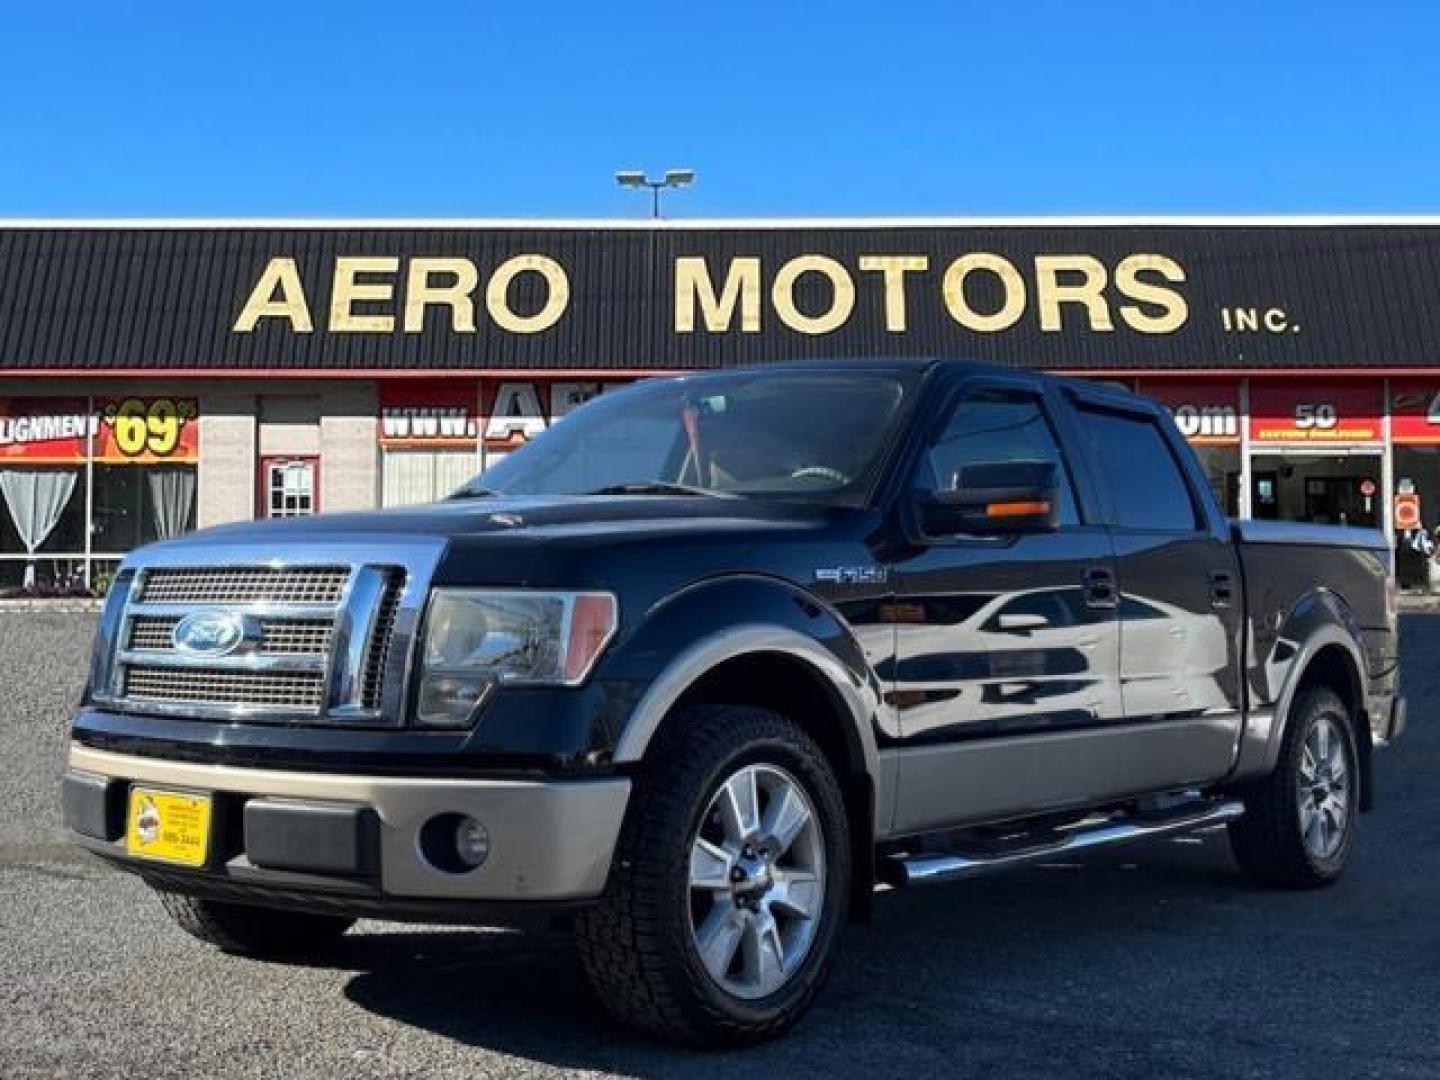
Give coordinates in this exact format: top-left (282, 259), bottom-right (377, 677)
top-left (1393, 447), bottom-right (1440, 592)
top-left (260, 457), bottom-right (318, 518)
top-left (91, 464), bottom-right (198, 552)
top-left (0, 396), bottom-right (199, 595)
top-left (381, 449), bottom-right (478, 507)
top-left (0, 467), bottom-right (85, 590)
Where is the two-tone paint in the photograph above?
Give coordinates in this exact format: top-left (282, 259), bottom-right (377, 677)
top-left (70, 360), bottom-right (1401, 894)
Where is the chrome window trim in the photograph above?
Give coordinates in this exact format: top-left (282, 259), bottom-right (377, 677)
top-left (91, 536), bottom-right (448, 727)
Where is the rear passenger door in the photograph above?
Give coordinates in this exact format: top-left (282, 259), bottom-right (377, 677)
top-left (1065, 392), bottom-right (1245, 791)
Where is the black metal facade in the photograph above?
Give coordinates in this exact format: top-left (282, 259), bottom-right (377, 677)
top-left (2, 223), bottom-right (1439, 374)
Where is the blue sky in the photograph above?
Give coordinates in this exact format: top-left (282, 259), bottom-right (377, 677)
top-left (1, 0), bottom-right (1436, 217)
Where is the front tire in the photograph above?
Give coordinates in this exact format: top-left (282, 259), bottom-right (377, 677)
top-left (1228, 686), bottom-right (1359, 888)
top-left (155, 890), bottom-right (356, 957)
top-left (575, 705), bottom-right (851, 1046)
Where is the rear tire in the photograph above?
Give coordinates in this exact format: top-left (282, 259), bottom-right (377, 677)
top-left (1228, 686), bottom-right (1359, 889)
top-left (155, 890), bottom-right (355, 957)
top-left (575, 705), bottom-right (851, 1047)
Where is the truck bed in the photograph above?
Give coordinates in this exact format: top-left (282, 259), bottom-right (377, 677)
top-left (1232, 518), bottom-right (1397, 720)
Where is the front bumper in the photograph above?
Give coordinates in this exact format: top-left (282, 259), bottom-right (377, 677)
top-left (63, 744), bottom-right (630, 910)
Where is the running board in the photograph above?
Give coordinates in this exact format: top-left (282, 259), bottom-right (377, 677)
top-left (880, 799), bottom-right (1245, 888)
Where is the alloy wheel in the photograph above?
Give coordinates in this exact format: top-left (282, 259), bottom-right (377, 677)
top-left (1297, 714), bottom-right (1352, 860)
top-left (687, 763), bottom-right (826, 1000)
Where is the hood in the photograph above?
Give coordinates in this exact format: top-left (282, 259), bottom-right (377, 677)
top-left (161, 494), bottom-right (837, 546)
top-left (125, 493), bottom-right (885, 627)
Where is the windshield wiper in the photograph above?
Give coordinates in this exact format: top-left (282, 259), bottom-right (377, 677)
top-left (583, 480), bottom-right (735, 498)
top-left (449, 487), bottom-right (499, 500)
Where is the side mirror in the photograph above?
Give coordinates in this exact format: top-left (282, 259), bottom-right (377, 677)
top-left (918, 460), bottom-right (1060, 538)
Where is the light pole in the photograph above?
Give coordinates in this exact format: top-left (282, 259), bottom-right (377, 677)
top-left (615, 168), bottom-right (696, 218)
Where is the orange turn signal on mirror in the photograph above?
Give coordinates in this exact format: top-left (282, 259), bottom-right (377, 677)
top-left (986, 500), bottom-right (1051, 518)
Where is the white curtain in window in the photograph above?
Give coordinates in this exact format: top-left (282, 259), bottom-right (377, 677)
top-left (147, 467), bottom-right (197, 540)
top-left (0, 469), bottom-right (78, 587)
top-left (383, 450), bottom-right (480, 507)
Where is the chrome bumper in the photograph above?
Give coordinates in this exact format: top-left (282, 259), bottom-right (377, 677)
top-left (65, 744), bottom-right (630, 902)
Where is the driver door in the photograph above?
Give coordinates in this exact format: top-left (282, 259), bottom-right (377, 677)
top-left (887, 379), bottom-right (1125, 834)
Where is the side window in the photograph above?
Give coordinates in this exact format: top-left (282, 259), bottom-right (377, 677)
top-left (1076, 406), bottom-right (1199, 531)
top-left (919, 389), bottom-right (1079, 526)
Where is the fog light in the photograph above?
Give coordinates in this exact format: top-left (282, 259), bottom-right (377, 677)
top-left (419, 812), bottom-right (491, 874)
top-left (455, 816), bottom-right (490, 869)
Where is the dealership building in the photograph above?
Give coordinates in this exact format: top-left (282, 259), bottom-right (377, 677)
top-left (4, 216), bottom-right (1440, 591)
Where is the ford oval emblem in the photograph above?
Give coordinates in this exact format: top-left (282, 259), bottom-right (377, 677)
top-left (172, 611), bottom-right (248, 657)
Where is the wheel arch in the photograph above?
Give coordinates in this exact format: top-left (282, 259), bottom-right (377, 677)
top-left (1291, 642), bottom-right (1374, 811)
top-left (1231, 607), bottom-right (1374, 810)
top-left (613, 626), bottom-right (884, 917)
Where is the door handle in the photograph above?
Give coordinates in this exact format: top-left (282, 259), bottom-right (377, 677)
top-left (1082, 566), bottom-right (1118, 609)
top-left (1209, 570), bottom-right (1235, 608)
top-left (998, 613), bottom-right (1050, 633)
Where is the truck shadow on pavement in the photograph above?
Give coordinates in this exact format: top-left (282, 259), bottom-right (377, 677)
top-left (332, 837), bottom-right (1280, 1078)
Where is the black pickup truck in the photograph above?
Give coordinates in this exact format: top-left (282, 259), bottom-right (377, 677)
top-left (63, 359), bottom-right (1404, 1045)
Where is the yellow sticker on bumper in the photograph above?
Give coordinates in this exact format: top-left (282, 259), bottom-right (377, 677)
top-left (125, 788), bottom-right (212, 868)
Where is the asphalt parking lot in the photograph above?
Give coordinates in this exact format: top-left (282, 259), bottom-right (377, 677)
top-left (3, 611), bottom-right (1437, 1079)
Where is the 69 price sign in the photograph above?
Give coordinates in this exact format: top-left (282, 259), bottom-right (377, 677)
top-left (97, 397), bottom-right (199, 463)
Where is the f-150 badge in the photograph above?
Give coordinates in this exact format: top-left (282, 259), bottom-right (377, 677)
top-left (814, 566), bottom-right (888, 585)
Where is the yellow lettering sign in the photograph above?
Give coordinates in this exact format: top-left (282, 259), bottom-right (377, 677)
top-left (1035, 255), bottom-right (1113, 332)
top-left (233, 257), bottom-right (313, 333)
top-left (486, 255), bottom-right (569, 334)
top-left (772, 255), bottom-right (855, 335)
top-left (675, 256), bottom-right (762, 333)
top-left (858, 255), bottom-right (929, 332)
top-left (942, 253), bottom-right (1026, 332)
top-left (1115, 254), bottom-right (1188, 333)
top-left (330, 256), bottom-right (399, 333)
top-left (403, 257), bottom-right (479, 333)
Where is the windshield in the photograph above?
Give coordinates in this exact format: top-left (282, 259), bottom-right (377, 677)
top-left (461, 369), bottom-right (916, 506)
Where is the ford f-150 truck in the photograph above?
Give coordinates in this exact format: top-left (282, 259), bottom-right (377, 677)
top-left (63, 359), bottom-right (1404, 1045)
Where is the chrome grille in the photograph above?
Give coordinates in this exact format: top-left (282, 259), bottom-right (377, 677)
top-left (127, 615), bottom-right (333, 655)
top-left (361, 575), bottom-right (405, 710)
top-left (128, 617), bottom-right (178, 651)
top-left (256, 619), bottom-right (333, 654)
top-left (124, 666), bottom-right (327, 710)
top-left (95, 544), bottom-right (442, 728)
top-left (139, 567), bottom-right (349, 606)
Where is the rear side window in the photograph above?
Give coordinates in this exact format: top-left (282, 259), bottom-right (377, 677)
top-left (1076, 406), bottom-right (1199, 531)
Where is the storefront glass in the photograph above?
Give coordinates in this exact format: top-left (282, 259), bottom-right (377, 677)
top-left (1247, 378), bottom-right (1386, 531)
top-left (1389, 380), bottom-right (1440, 590)
top-left (0, 396), bottom-right (198, 594)
top-left (379, 380), bottom-right (482, 507)
top-left (1392, 447), bottom-right (1440, 590)
top-left (382, 450), bottom-right (478, 506)
top-left (378, 378), bottom-right (627, 505)
top-left (1250, 453), bottom-right (1382, 528)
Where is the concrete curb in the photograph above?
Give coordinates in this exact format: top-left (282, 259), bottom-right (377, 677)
top-left (0, 598), bottom-right (103, 613)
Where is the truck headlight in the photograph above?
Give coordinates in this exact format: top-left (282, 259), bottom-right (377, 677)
top-left (416, 590), bottom-right (618, 728)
